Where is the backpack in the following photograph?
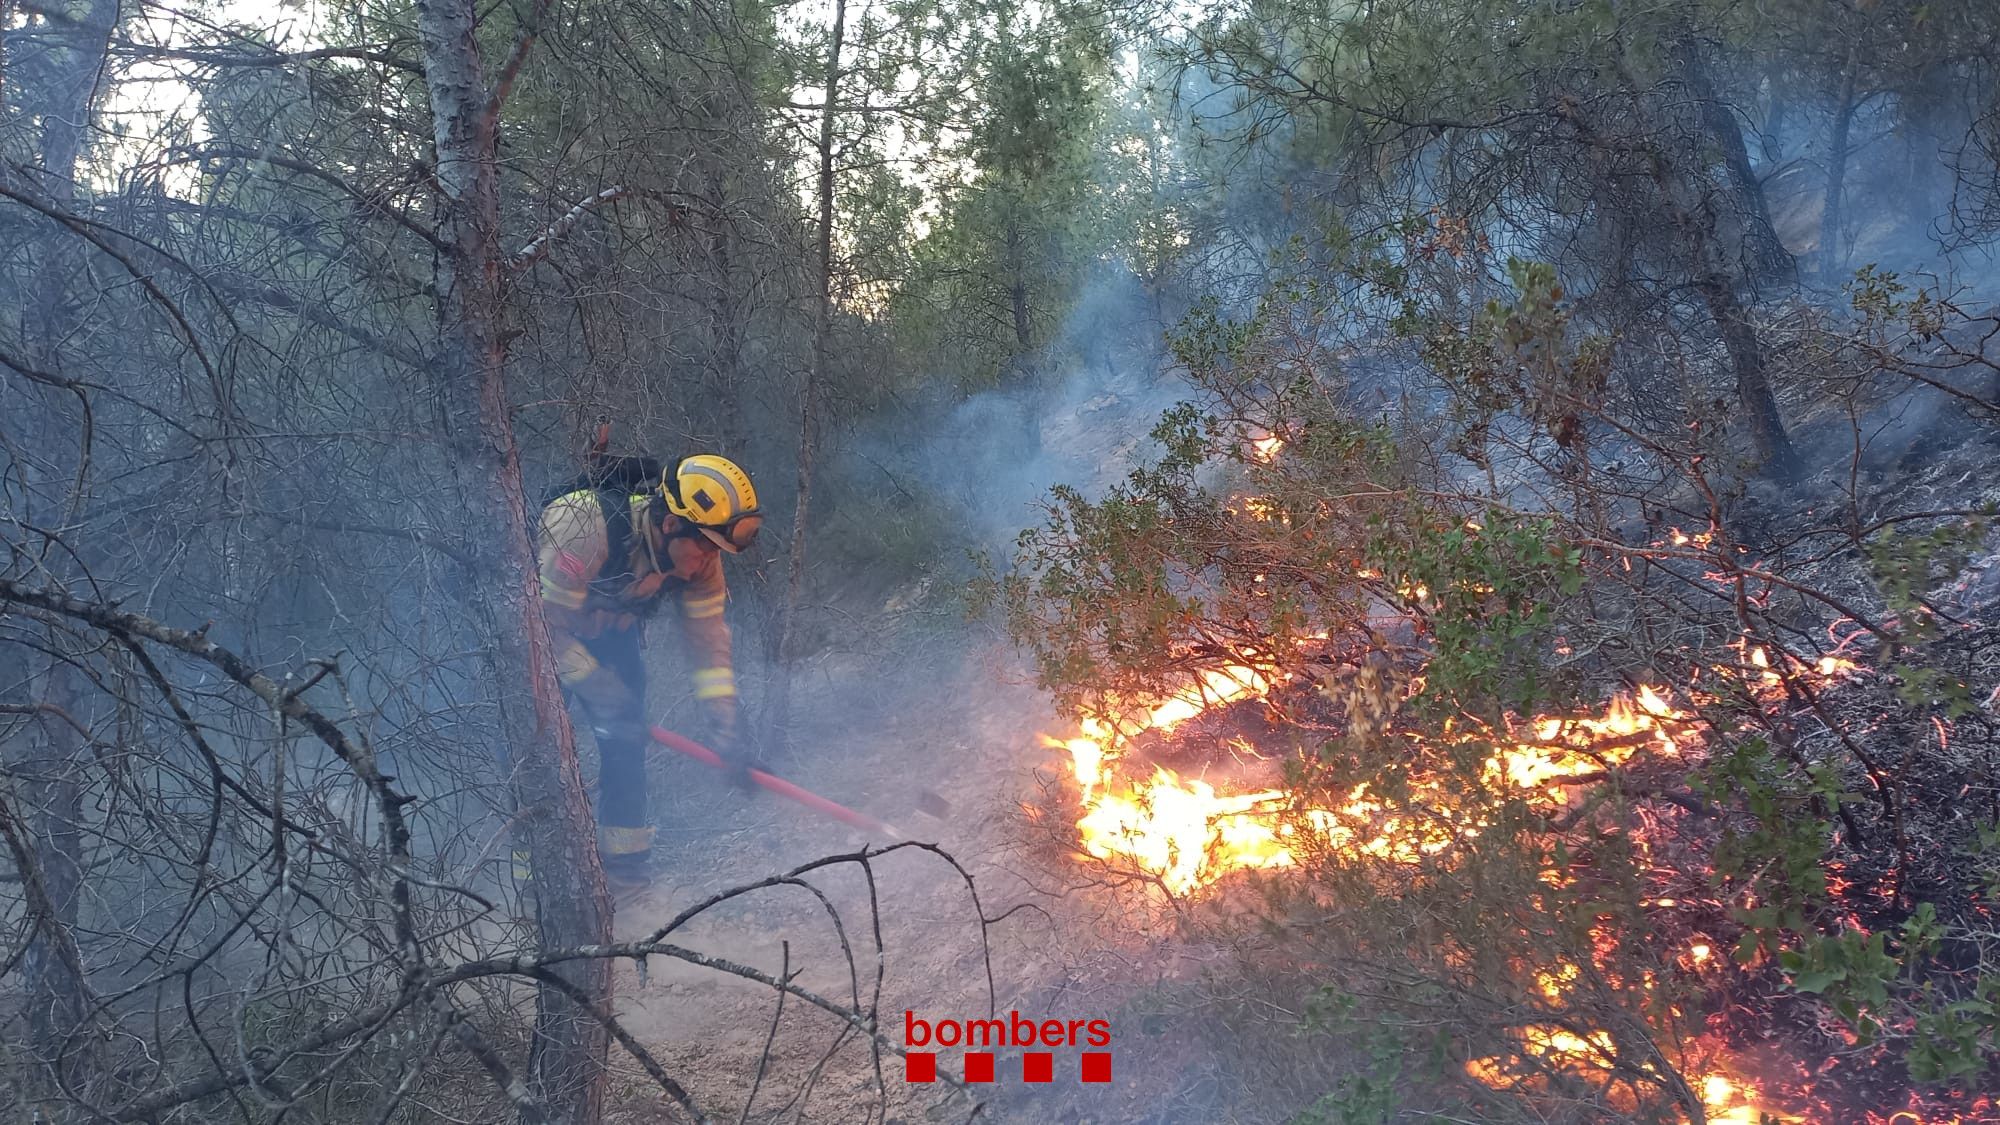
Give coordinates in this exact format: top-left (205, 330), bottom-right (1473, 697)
top-left (539, 454), bottom-right (663, 600)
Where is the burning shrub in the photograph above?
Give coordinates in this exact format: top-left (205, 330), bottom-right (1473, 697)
top-left (986, 259), bottom-right (2000, 1120)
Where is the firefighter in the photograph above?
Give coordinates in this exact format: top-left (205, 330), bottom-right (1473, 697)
top-left (534, 453), bottom-right (763, 896)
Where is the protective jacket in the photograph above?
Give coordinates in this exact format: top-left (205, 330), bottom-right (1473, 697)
top-left (536, 488), bottom-right (737, 709)
top-left (534, 486), bottom-right (739, 872)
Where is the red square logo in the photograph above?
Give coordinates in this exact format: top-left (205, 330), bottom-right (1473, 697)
top-left (905, 1052), bottom-right (935, 1083)
top-left (1022, 1052), bottom-right (1053, 1083)
top-left (1081, 1052), bottom-right (1111, 1083)
top-left (963, 1053), bottom-right (994, 1083)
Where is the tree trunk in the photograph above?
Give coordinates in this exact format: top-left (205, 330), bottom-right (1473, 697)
top-left (1006, 219), bottom-right (1033, 359)
top-left (1897, 59), bottom-right (1967, 241)
top-left (769, 0), bottom-right (846, 755)
top-left (1821, 52), bottom-right (1858, 286)
top-left (16, 661), bottom-right (89, 1086)
top-left (411, 0), bottom-right (612, 1119)
top-left (1595, 36), bottom-right (1804, 480)
top-left (1695, 276), bottom-right (1802, 477)
top-left (1668, 59), bottom-right (1804, 477)
top-left (1675, 37), bottom-right (1794, 291)
top-left (9, 0), bottom-right (120, 1087)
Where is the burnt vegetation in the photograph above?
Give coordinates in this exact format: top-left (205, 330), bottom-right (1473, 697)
top-left (5, 0), bottom-right (2000, 1120)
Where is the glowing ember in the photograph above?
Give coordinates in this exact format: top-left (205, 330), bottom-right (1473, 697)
top-left (1666, 525), bottom-right (1718, 549)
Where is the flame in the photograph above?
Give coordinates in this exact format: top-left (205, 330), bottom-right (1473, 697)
top-left (1249, 433), bottom-right (1284, 462)
top-left (1042, 663), bottom-right (1284, 893)
top-left (1464, 1024), bottom-right (1618, 1088)
top-left (1466, 1024), bottom-right (1781, 1122)
top-left (1045, 649), bottom-right (1859, 897)
top-left (1732, 640), bottom-right (1862, 701)
top-left (1046, 666), bottom-right (1703, 894)
top-left (1492, 684), bottom-right (1683, 795)
top-left (1072, 770), bottom-right (1298, 892)
top-left (1700, 1074), bottom-right (1775, 1124)
top-left (1665, 525), bottom-right (1717, 549)
top-left (1142, 664), bottom-right (1270, 734)
top-left (1041, 640), bottom-right (1874, 1119)
top-left (1236, 495), bottom-right (1284, 524)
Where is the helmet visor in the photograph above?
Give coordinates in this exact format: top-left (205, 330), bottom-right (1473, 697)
top-left (697, 513), bottom-right (762, 554)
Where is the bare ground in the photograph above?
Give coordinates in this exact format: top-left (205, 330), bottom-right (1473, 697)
top-left (581, 619), bottom-right (1175, 1124)
top-left (574, 593), bottom-right (1358, 1125)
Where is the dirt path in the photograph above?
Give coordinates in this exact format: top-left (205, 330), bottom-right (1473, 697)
top-left (600, 639), bottom-right (1126, 1124)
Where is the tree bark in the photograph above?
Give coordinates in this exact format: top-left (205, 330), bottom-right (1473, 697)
top-left (1592, 36), bottom-right (1816, 476)
top-left (769, 0), bottom-right (846, 755)
top-left (411, 0), bottom-right (612, 1119)
top-left (1694, 276), bottom-right (1801, 477)
top-left (9, 0), bottom-right (120, 1088)
top-left (1675, 37), bottom-right (1794, 291)
top-left (1006, 218), bottom-right (1033, 359)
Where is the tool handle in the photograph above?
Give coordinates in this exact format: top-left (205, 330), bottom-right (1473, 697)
top-left (649, 725), bottom-right (903, 839)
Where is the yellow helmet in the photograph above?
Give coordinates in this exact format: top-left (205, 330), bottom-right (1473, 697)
top-left (662, 454), bottom-right (762, 553)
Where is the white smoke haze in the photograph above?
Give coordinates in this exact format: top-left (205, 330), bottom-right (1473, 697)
top-left (8, 1), bottom-right (2000, 1121)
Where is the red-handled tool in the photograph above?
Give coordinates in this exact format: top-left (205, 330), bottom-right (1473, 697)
top-left (649, 725), bottom-right (904, 839)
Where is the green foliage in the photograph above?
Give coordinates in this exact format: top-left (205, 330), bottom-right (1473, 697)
top-left (1766, 907), bottom-right (2000, 1084)
top-left (1169, 297), bottom-right (1264, 378)
top-left (1780, 929), bottom-right (1898, 1023)
top-left (1700, 739), bottom-right (1839, 954)
top-left (989, 256), bottom-right (1729, 1120)
top-left (1860, 516), bottom-right (1992, 716)
top-left (1368, 506), bottom-right (1581, 719)
top-left (887, 0), bottom-right (1121, 389)
top-left (1288, 1024), bottom-right (1411, 1124)
top-left (1969, 821), bottom-right (2000, 906)
top-left (1848, 266), bottom-right (1951, 342)
top-left (20, 0), bottom-right (2000, 1111)
top-left (1865, 518), bottom-right (1986, 632)
top-left (987, 215), bottom-right (2000, 1117)
top-left (1416, 257), bottom-right (1613, 463)
top-left (1907, 973), bottom-right (2000, 1083)
top-left (1697, 534), bottom-right (2000, 1091)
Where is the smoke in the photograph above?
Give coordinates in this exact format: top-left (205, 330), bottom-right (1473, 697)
top-left (830, 267), bottom-right (1193, 569)
top-left (1753, 85), bottom-right (2000, 294)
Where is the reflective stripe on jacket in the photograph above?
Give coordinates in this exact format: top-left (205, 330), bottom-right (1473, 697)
top-left (536, 490), bottom-right (734, 687)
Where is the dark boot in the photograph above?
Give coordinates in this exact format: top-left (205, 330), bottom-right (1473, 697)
top-left (599, 825), bottom-right (654, 902)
